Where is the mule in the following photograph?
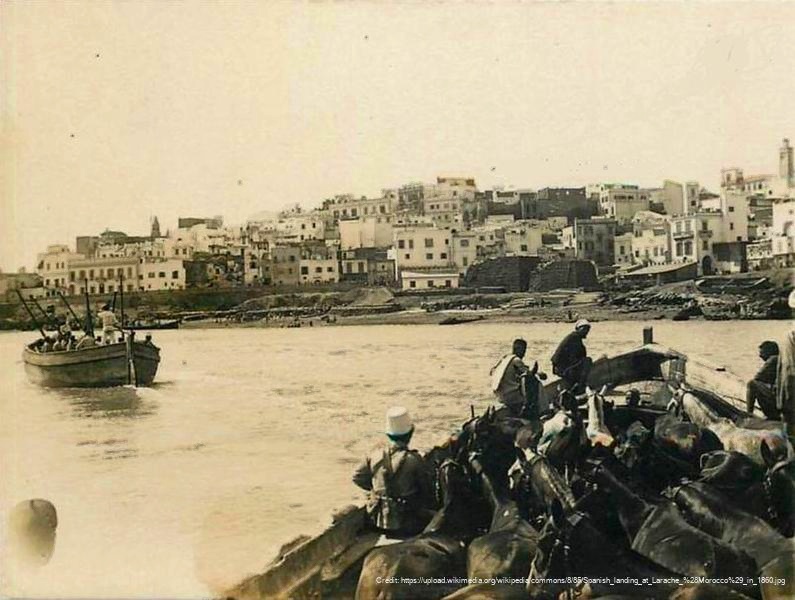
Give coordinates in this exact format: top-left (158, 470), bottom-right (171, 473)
top-left (584, 454), bottom-right (759, 597)
top-left (667, 481), bottom-right (794, 600)
top-left (465, 456), bottom-right (539, 584)
top-left (355, 460), bottom-right (476, 600)
top-left (760, 439), bottom-right (795, 538)
top-left (527, 500), bottom-right (752, 600)
top-left (679, 391), bottom-right (791, 466)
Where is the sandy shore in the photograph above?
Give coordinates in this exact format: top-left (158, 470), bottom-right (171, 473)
top-left (181, 304), bottom-right (678, 329)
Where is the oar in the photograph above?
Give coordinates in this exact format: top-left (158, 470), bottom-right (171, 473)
top-left (16, 291), bottom-right (46, 338)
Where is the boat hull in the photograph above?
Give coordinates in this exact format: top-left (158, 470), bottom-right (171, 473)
top-left (126, 319), bottom-right (180, 330)
top-left (23, 341), bottom-right (160, 388)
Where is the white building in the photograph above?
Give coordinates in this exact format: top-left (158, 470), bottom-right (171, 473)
top-left (771, 198), bottom-right (795, 267)
top-left (393, 225), bottom-right (454, 274)
top-left (339, 216), bottom-right (394, 250)
top-left (36, 245), bottom-right (84, 296)
top-left (614, 233), bottom-right (634, 268)
top-left (648, 180), bottom-right (684, 216)
top-left (593, 183), bottom-right (650, 225)
top-left (401, 271), bottom-right (460, 290)
top-left (137, 258), bottom-right (186, 292)
top-left (669, 213), bottom-right (725, 275)
top-left (504, 221), bottom-right (544, 256)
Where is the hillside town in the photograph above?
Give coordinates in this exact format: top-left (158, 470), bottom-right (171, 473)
top-left (2, 139), bottom-right (794, 310)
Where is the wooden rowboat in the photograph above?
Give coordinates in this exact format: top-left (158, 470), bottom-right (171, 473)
top-left (222, 333), bottom-right (771, 600)
top-left (22, 338), bottom-right (160, 388)
top-left (126, 318), bottom-right (181, 330)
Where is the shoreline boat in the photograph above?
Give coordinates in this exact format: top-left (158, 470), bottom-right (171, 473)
top-left (22, 338), bottom-right (161, 388)
top-left (126, 318), bottom-right (181, 330)
top-left (223, 328), bottom-right (774, 600)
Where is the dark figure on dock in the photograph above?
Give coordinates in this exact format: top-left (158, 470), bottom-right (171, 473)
top-left (746, 340), bottom-right (780, 420)
top-left (551, 319), bottom-right (592, 393)
top-left (778, 329), bottom-right (795, 437)
top-left (352, 407), bottom-right (435, 537)
top-left (490, 338), bottom-right (544, 421)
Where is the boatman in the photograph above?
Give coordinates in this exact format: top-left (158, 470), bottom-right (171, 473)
top-left (490, 338), bottom-right (543, 420)
top-left (96, 303), bottom-right (119, 345)
top-left (551, 319), bottom-right (593, 393)
top-left (352, 407), bottom-right (435, 537)
top-left (746, 340), bottom-right (780, 420)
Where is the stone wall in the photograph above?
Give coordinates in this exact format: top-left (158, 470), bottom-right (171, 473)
top-left (527, 259), bottom-right (600, 291)
top-left (463, 256), bottom-right (542, 292)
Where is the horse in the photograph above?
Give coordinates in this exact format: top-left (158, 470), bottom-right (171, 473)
top-left (585, 385), bottom-right (616, 448)
top-left (583, 454), bottom-right (759, 597)
top-left (509, 445), bottom-right (577, 521)
top-left (666, 481), bottom-right (794, 600)
top-left (527, 499), bottom-right (754, 600)
top-left (679, 390), bottom-right (792, 466)
top-left (464, 456), bottom-right (539, 585)
top-left (757, 438), bottom-right (795, 538)
top-left (355, 460), bottom-right (476, 600)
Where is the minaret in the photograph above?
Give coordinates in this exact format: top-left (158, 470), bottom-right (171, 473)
top-left (780, 138), bottom-right (794, 186)
top-left (151, 216), bottom-right (161, 238)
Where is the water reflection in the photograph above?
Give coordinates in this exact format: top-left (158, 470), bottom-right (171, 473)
top-left (51, 386), bottom-right (157, 420)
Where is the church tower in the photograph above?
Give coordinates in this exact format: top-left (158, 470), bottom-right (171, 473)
top-left (151, 215), bottom-right (162, 238)
top-left (780, 138), bottom-right (794, 185)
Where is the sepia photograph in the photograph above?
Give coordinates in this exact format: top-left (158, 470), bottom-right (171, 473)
top-left (1, 2), bottom-right (794, 599)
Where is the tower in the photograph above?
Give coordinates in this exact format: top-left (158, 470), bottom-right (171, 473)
top-left (151, 216), bottom-right (161, 238)
top-left (780, 138), bottom-right (794, 185)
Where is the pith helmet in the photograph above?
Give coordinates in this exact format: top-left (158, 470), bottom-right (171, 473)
top-left (386, 406), bottom-right (413, 436)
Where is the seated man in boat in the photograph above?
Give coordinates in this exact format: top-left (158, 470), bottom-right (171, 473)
top-left (96, 304), bottom-right (120, 345)
top-left (551, 319), bottom-right (593, 393)
top-left (352, 407), bottom-right (435, 537)
top-left (490, 338), bottom-right (544, 421)
top-left (746, 340), bottom-right (780, 420)
top-left (75, 332), bottom-right (97, 350)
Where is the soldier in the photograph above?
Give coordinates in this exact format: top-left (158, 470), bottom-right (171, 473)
top-left (551, 319), bottom-right (593, 393)
top-left (352, 407), bottom-right (435, 537)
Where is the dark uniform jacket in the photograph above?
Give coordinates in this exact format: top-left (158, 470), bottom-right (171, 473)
top-left (352, 441), bottom-right (434, 533)
top-left (551, 331), bottom-right (587, 377)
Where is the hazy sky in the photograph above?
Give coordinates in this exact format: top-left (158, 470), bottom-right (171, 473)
top-left (2, 2), bottom-right (795, 272)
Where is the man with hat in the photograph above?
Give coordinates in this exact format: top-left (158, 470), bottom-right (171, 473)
top-left (352, 407), bottom-right (435, 537)
top-left (746, 340), bottom-right (780, 420)
top-left (551, 319), bottom-right (593, 393)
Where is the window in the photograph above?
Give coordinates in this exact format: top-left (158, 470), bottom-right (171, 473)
top-left (728, 206), bottom-right (735, 213)
top-left (619, 245), bottom-right (625, 255)
top-left (148, 272), bottom-right (155, 278)
top-left (127, 267), bottom-right (132, 276)
top-left (289, 255), bottom-right (295, 262)
top-left (172, 271), bottom-right (179, 279)
top-left (729, 222), bottom-right (734, 230)
top-left (462, 257), bottom-right (468, 266)
top-left (634, 250), bottom-right (640, 258)
top-left (315, 266), bottom-right (322, 273)
top-left (428, 280), bottom-right (435, 287)
top-left (445, 280), bottom-right (452, 287)
top-left (398, 240), bottom-right (405, 249)
top-left (327, 267), bottom-right (333, 272)
top-left (424, 238), bottom-right (434, 248)
top-left (108, 284), bottom-right (114, 292)
top-left (702, 240), bottom-right (709, 250)
top-left (301, 223), bottom-right (306, 230)
top-left (79, 270), bottom-right (85, 279)
top-left (425, 253), bottom-right (433, 260)
top-left (159, 272), bottom-right (166, 278)
top-left (408, 239), bottom-right (414, 249)
top-left (440, 252), bottom-right (447, 259)
top-left (676, 242), bottom-right (683, 256)
top-left (520, 244), bottom-right (528, 252)
top-left (702, 222), bottom-right (708, 231)
top-left (404, 253), bottom-right (410, 259)
top-left (409, 280), bottom-right (416, 288)
top-left (108, 268), bottom-right (115, 278)
top-left (684, 241), bottom-right (693, 255)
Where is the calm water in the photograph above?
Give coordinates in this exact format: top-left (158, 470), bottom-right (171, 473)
top-left (0, 321), bottom-right (788, 598)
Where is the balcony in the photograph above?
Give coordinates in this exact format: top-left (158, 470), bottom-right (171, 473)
top-left (671, 229), bottom-right (694, 240)
top-left (697, 229), bottom-right (713, 239)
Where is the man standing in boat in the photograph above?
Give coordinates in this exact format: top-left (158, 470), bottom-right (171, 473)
top-left (746, 340), bottom-right (780, 420)
top-left (551, 319), bottom-right (593, 393)
top-left (352, 407), bottom-right (435, 537)
top-left (490, 338), bottom-right (543, 420)
top-left (96, 303), bottom-right (120, 345)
